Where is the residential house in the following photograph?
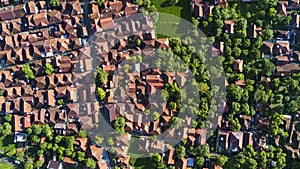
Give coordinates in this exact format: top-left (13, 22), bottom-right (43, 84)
top-left (47, 160), bottom-right (62, 169)
top-left (224, 20), bottom-right (234, 34)
top-left (249, 23), bottom-right (262, 38)
top-left (233, 59), bottom-right (243, 72)
top-left (261, 41), bottom-right (274, 58)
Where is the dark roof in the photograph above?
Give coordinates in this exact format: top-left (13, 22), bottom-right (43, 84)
top-left (47, 160), bottom-right (61, 169)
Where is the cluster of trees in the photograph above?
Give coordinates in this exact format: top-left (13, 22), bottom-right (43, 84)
top-left (45, 63), bottom-right (54, 75)
top-left (197, 0), bottom-right (298, 139)
top-left (95, 67), bottom-right (108, 84)
top-left (24, 124), bottom-right (97, 169)
top-left (136, 0), bottom-right (157, 12)
top-left (0, 114), bottom-right (12, 138)
top-left (49, 0), bottom-right (59, 8)
top-left (225, 146), bottom-right (286, 169)
top-left (188, 0), bottom-right (298, 167)
top-left (22, 64), bottom-right (35, 80)
top-left (113, 117), bottom-right (126, 134)
top-left (95, 67), bottom-right (108, 101)
top-left (162, 83), bottom-right (181, 110)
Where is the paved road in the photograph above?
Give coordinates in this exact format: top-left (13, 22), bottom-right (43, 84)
top-left (80, 0), bottom-right (112, 168)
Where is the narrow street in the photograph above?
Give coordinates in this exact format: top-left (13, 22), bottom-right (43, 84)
top-left (80, 0), bottom-right (112, 168)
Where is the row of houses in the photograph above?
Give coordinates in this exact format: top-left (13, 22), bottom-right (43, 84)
top-left (0, 0), bottom-right (110, 168)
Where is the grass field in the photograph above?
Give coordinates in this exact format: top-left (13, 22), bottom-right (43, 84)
top-left (151, 0), bottom-right (191, 36)
top-left (129, 157), bottom-right (154, 169)
top-left (128, 136), bottom-right (155, 168)
top-left (151, 0), bottom-right (190, 20)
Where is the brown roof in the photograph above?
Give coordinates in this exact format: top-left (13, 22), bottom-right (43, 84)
top-left (14, 115), bottom-right (23, 132)
top-left (75, 137), bottom-right (89, 152)
top-left (163, 148), bottom-right (175, 165)
top-left (89, 145), bottom-right (103, 161)
top-left (48, 10), bottom-right (62, 24)
top-left (233, 59), bottom-right (243, 72)
top-left (261, 41), bottom-right (274, 56)
top-left (63, 157), bottom-right (77, 165)
top-left (13, 4), bottom-right (26, 18)
top-left (0, 8), bottom-right (14, 21)
top-left (254, 117), bottom-right (270, 130)
top-left (32, 12), bottom-right (48, 26)
top-left (26, 1), bottom-right (36, 14)
top-left (249, 23), bottom-right (262, 38)
top-left (277, 1), bottom-right (287, 16)
top-left (176, 158), bottom-right (188, 169)
top-left (229, 132), bottom-right (243, 152)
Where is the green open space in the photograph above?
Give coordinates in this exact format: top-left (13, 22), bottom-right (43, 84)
top-left (151, 0), bottom-right (190, 20)
top-left (127, 136), bottom-right (155, 168)
top-left (151, 0), bottom-right (191, 36)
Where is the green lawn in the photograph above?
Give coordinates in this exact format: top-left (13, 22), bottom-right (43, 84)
top-left (129, 157), bottom-right (155, 169)
top-left (151, 0), bottom-right (191, 36)
top-left (151, 0), bottom-right (190, 20)
top-left (127, 136), bottom-right (155, 168)
top-left (0, 163), bottom-right (15, 169)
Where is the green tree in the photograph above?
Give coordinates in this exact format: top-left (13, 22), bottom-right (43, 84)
top-left (96, 87), bottom-right (106, 100)
top-left (97, 0), bottom-right (105, 6)
top-left (22, 64), bottom-right (35, 80)
top-left (107, 137), bottom-right (114, 146)
top-left (4, 114), bottom-right (12, 122)
top-left (32, 125), bottom-right (43, 135)
top-left (49, 0), bottom-right (59, 8)
top-left (151, 111), bottom-right (160, 121)
top-left (45, 63), bottom-right (54, 75)
top-left (95, 135), bottom-right (104, 145)
top-left (55, 135), bottom-right (63, 143)
top-left (57, 99), bottom-right (64, 105)
top-left (230, 118), bottom-right (241, 131)
top-left (136, 39), bottom-right (141, 46)
top-left (95, 67), bottom-right (108, 84)
top-left (217, 155), bottom-right (228, 166)
top-left (197, 144), bottom-right (210, 157)
top-left (86, 158), bottom-right (97, 169)
top-left (153, 153), bottom-right (162, 163)
top-left (123, 64), bottom-right (132, 73)
top-left (77, 151), bottom-right (86, 162)
top-left (0, 89), bottom-right (4, 96)
top-left (191, 17), bottom-right (200, 27)
top-left (113, 117), bottom-right (126, 134)
top-left (137, 55), bottom-right (143, 63)
top-left (43, 124), bottom-right (53, 139)
top-left (31, 135), bottom-right (40, 144)
top-left (195, 156), bottom-right (205, 168)
top-left (35, 161), bottom-right (43, 168)
top-left (78, 130), bottom-right (87, 138)
top-left (262, 28), bottom-right (273, 40)
top-left (24, 159), bottom-right (34, 169)
top-left (171, 117), bottom-right (183, 129)
top-left (6, 148), bottom-right (16, 157)
top-left (175, 145), bottom-right (186, 159)
top-left (66, 136), bottom-right (75, 147)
